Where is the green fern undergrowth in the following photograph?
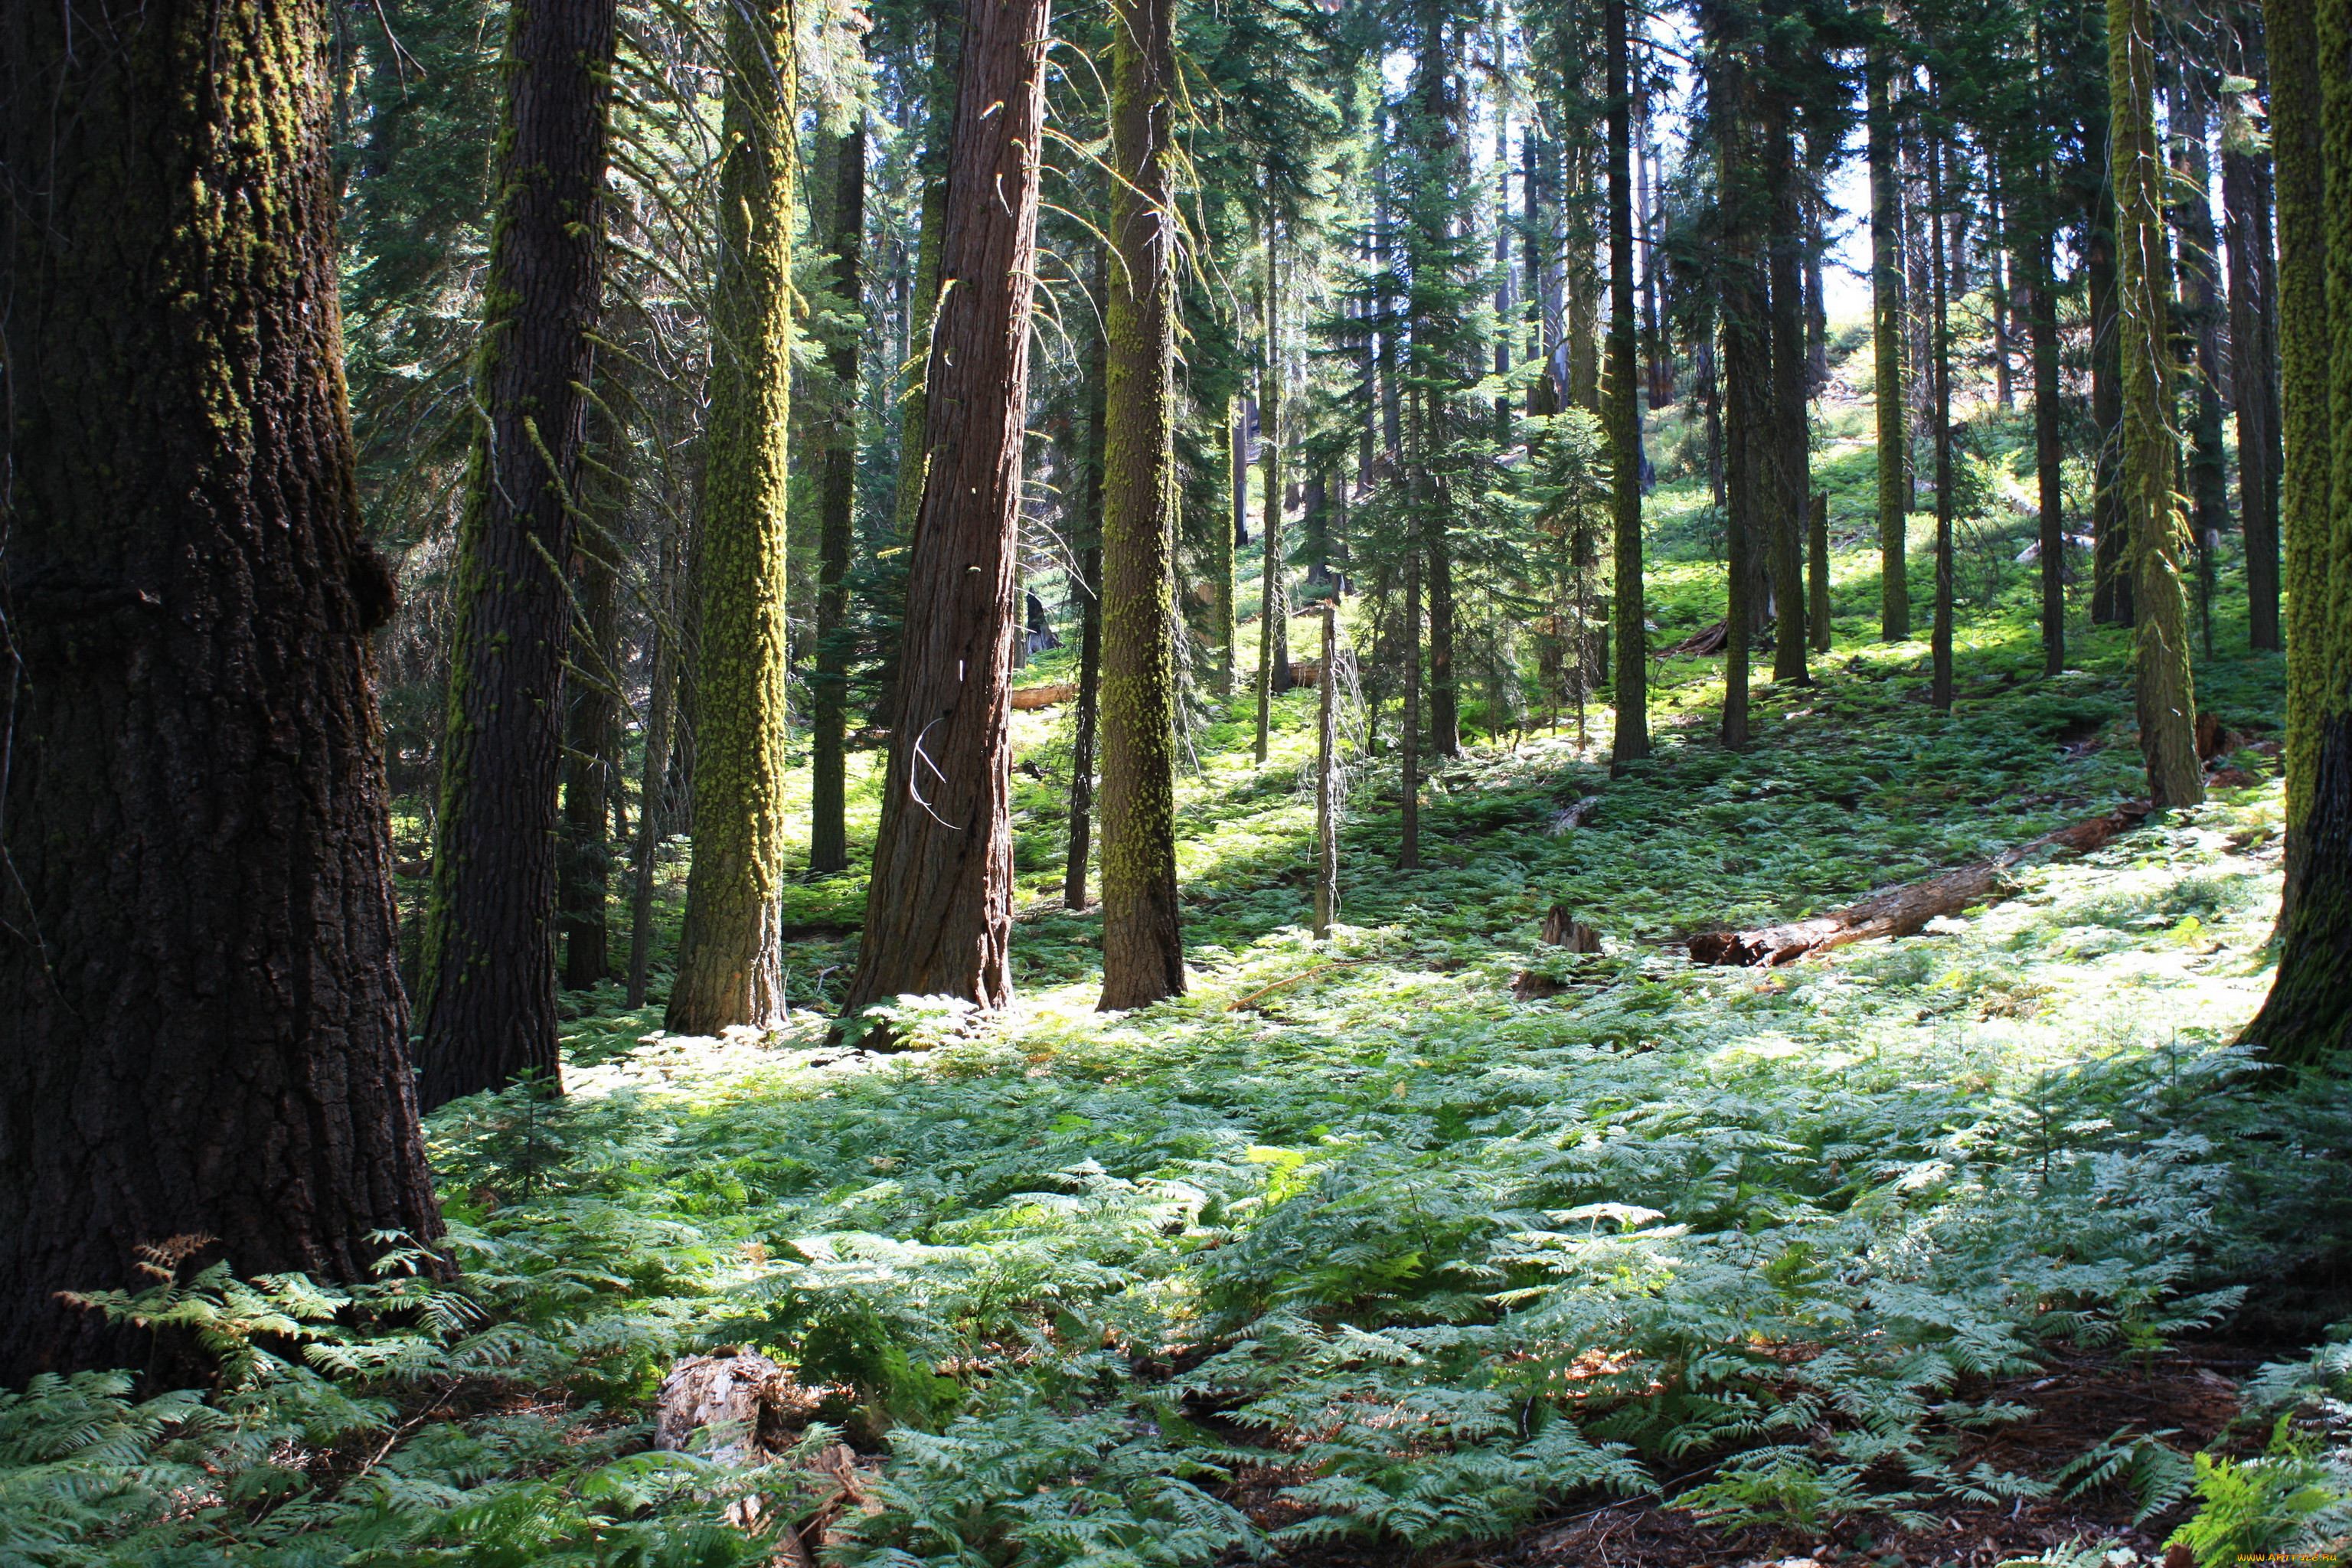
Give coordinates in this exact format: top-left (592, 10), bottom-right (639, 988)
top-left (8, 583), bottom-right (2350, 1568)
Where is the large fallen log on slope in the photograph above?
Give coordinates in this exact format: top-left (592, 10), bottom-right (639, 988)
top-left (1687, 800), bottom-right (2154, 967)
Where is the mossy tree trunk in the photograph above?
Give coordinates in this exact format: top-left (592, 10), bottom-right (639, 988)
top-left (421, 0), bottom-right (616, 1106)
top-left (665, 0), bottom-right (796, 1036)
top-left (2171, 70), bottom-right (2229, 660)
top-left (838, 0), bottom-right (1050, 1029)
top-left (0, 0), bottom-right (446, 1380)
top-left (2241, 0), bottom-right (2352, 1064)
top-left (1869, 35), bottom-right (1909, 642)
top-left (2110, 0), bottom-right (2203, 809)
top-left (1098, 0), bottom-right (1185, 1010)
top-left (1606, 0), bottom-right (1648, 766)
top-left (811, 116), bottom-right (866, 878)
top-left (2272, 0), bottom-right (2328, 918)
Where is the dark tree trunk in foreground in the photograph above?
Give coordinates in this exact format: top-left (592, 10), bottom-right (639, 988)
top-left (1868, 40), bottom-right (1909, 641)
top-left (1606, 0), bottom-right (1649, 767)
top-left (1098, 0), bottom-right (1185, 1010)
top-left (0, 0), bottom-right (445, 1382)
top-left (667, 0), bottom-right (795, 1035)
top-left (421, 0), bottom-right (616, 1106)
top-left (2273, 0), bottom-right (2328, 920)
top-left (2246, 0), bottom-right (2346, 1037)
top-left (839, 0), bottom-right (1050, 1029)
top-left (811, 116), bottom-right (867, 877)
top-left (2111, 0), bottom-right (2203, 809)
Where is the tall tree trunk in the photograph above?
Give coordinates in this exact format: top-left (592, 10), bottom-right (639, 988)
top-left (1066, 245), bottom-right (1108, 910)
top-left (1315, 603), bottom-right (1341, 937)
top-left (1870, 37), bottom-right (1910, 640)
top-left (1929, 115), bottom-right (1956, 712)
top-left (1098, 0), bottom-right (1185, 1010)
top-left (1765, 80), bottom-right (1809, 684)
top-left (421, 0), bottom-right (616, 1105)
top-left (2171, 68), bottom-right (2230, 660)
top-left (1400, 508), bottom-right (1424, 868)
top-left (2223, 59), bottom-right (2282, 653)
top-left (811, 116), bottom-right (867, 877)
top-left (626, 597), bottom-right (680, 1008)
top-left (838, 0), bottom-right (1050, 1030)
top-left (1713, 22), bottom-right (1762, 750)
top-left (1220, 396), bottom-right (1242, 697)
top-left (874, 2), bottom-right (959, 728)
top-left (2031, 226), bottom-right (2068, 676)
top-left (2273, 0), bottom-right (2328, 920)
top-left (2111, 0), bottom-right (2204, 808)
top-left (0, 0), bottom-right (446, 1381)
top-left (1606, 0), bottom-right (1648, 765)
top-left (1808, 491), bottom-right (1832, 652)
top-left (560, 528), bottom-right (619, 989)
top-left (2240, 0), bottom-right (2352, 1064)
top-left (665, 0), bottom-right (796, 1036)
top-left (1255, 245), bottom-right (1280, 762)
top-left (1566, 144), bottom-right (1602, 413)
top-left (2087, 138), bottom-right (2132, 626)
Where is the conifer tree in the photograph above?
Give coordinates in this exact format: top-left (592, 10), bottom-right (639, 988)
top-left (2242, 0), bottom-right (2352, 1062)
top-left (1868, 34), bottom-right (1909, 641)
top-left (1, 0), bottom-right (446, 1380)
top-left (811, 116), bottom-right (867, 878)
top-left (420, 0), bottom-right (617, 1104)
top-left (838, 0), bottom-right (1051, 1028)
top-left (666, 0), bottom-right (797, 1035)
top-left (2109, 0), bottom-right (2202, 808)
top-left (1606, 0), bottom-right (1649, 765)
top-left (2272, 0), bottom-right (2327, 913)
top-left (1098, 0), bottom-right (1185, 1009)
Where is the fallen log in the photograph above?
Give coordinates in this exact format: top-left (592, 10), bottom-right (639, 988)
top-left (1687, 800), bottom-right (2154, 967)
top-left (1657, 619), bottom-right (1729, 657)
top-left (1010, 681), bottom-right (1076, 710)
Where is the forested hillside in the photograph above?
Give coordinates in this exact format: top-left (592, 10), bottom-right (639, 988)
top-left (4, 0), bottom-right (2350, 1561)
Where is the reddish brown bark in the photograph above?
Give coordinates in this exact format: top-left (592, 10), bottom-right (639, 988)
top-left (838, 0), bottom-right (1051, 1030)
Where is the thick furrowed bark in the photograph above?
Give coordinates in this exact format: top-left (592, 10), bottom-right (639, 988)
top-left (838, 0), bottom-right (1050, 1031)
top-left (1, 0), bottom-right (445, 1381)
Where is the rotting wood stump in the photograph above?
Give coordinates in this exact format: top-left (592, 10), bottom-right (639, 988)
top-left (1687, 800), bottom-right (2154, 968)
top-left (652, 1348), bottom-right (825, 1465)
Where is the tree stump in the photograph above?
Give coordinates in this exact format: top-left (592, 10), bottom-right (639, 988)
top-left (652, 1349), bottom-right (825, 1465)
top-left (1541, 905), bottom-right (1605, 952)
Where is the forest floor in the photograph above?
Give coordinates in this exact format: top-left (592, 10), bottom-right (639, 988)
top-left (15, 444), bottom-right (2350, 1566)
